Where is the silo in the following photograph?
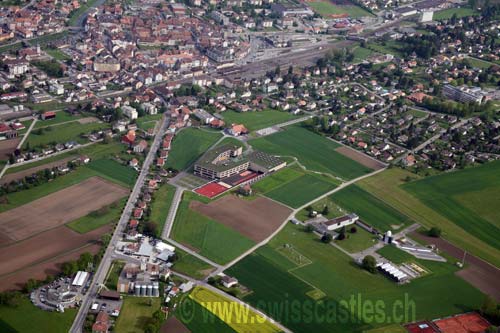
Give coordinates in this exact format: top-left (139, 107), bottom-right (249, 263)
top-left (147, 285), bottom-right (153, 297)
top-left (153, 284), bottom-right (159, 297)
top-left (134, 284), bottom-right (140, 296)
top-left (141, 284), bottom-right (146, 296)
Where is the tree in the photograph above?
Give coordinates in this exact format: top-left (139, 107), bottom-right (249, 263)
top-left (428, 227), bottom-right (442, 238)
top-left (362, 255), bottom-right (377, 274)
top-left (322, 205), bottom-right (329, 215)
top-left (321, 233), bottom-right (333, 243)
top-left (350, 226), bottom-right (357, 233)
top-left (304, 224), bottom-right (314, 233)
top-left (480, 296), bottom-right (500, 323)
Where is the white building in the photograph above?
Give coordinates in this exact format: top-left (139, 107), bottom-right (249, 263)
top-left (323, 213), bottom-right (359, 231)
top-left (122, 105), bottom-right (138, 120)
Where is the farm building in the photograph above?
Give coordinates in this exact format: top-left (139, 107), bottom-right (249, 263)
top-left (321, 214), bottom-right (359, 231)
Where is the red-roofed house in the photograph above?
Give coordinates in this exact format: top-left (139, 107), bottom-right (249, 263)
top-left (92, 311), bottom-right (109, 333)
top-left (133, 209), bottom-right (143, 219)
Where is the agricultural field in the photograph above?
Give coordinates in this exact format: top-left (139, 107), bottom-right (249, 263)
top-left (256, 167), bottom-right (339, 208)
top-left (358, 167), bottom-right (500, 268)
top-left (165, 128), bottom-right (222, 171)
top-left (330, 185), bottom-right (413, 232)
top-left (175, 295), bottom-right (236, 333)
top-left (66, 198), bottom-right (125, 234)
top-left (87, 159), bottom-right (137, 187)
top-left (296, 196), bottom-right (345, 221)
top-left (308, 0), bottom-right (372, 18)
top-left (249, 126), bottom-right (373, 180)
top-left (226, 223), bottom-right (485, 333)
top-left (433, 7), bottom-right (478, 20)
top-left (189, 286), bottom-right (281, 333)
top-left (24, 121), bottom-right (109, 148)
top-left (114, 297), bottom-right (161, 333)
top-left (171, 192), bottom-right (255, 264)
top-left (221, 109), bottom-right (298, 132)
top-left (0, 297), bottom-right (76, 333)
top-left (403, 161), bottom-right (500, 250)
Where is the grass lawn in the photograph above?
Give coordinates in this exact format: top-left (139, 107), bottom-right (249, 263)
top-left (249, 126), bottom-right (373, 180)
top-left (25, 121), bottom-right (110, 148)
top-left (34, 112), bottom-right (83, 129)
top-left (149, 183), bottom-right (176, 236)
top-left (114, 297), bottom-right (161, 333)
top-left (44, 48), bottom-right (71, 61)
top-left (136, 114), bottom-right (162, 131)
top-left (104, 260), bottom-right (126, 290)
top-left (215, 137), bottom-right (246, 150)
top-left (171, 246), bottom-right (214, 279)
top-left (0, 297), bottom-right (76, 333)
top-left (308, 1), bottom-right (372, 18)
top-left (227, 223), bottom-right (485, 333)
top-left (221, 109), bottom-right (298, 132)
top-left (358, 167), bottom-right (500, 268)
top-left (433, 7), bottom-right (478, 20)
top-left (171, 192), bottom-right (255, 264)
top-left (165, 128), bottom-right (222, 171)
top-left (334, 227), bottom-right (378, 253)
top-left (189, 286), bottom-right (281, 333)
top-left (465, 57), bottom-right (494, 70)
top-left (66, 198), bottom-right (125, 233)
top-left (366, 41), bottom-right (404, 58)
top-left (352, 46), bottom-right (375, 63)
top-left (376, 245), bottom-right (415, 265)
top-left (87, 159), bottom-right (137, 187)
top-left (403, 161), bottom-right (500, 250)
top-left (175, 295), bottom-right (236, 333)
top-left (330, 185), bottom-right (413, 232)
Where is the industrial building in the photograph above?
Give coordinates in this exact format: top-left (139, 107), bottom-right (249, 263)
top-left (442, 84), bottom-right (486, 104)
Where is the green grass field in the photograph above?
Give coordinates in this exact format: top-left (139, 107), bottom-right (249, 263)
top-left (0, 297), bottom-right (76, 333)
top-left (171, 246), bottom-right (214, 279)
top-left (171, 192), bottom-right (255, 264)
top-left (136, 114), bottom-right (162, 131)
top-left (376, 245), bottom-right (414, 265)
top-left (25, 121), bottom-right (109, 148)
top-left (249, 126), bottom-right (373, 180)
top-left (308, 1), bottom-right (372, 18)
top-left (352, 46), bottom-right (375, 63)
top-left (254, 166), bottom-right (339, 208)
top-left (433, 7), bottom-right (478, 20)
top-left (334, 227), bottom-right (378, 253)
top-left (221, 109), bottom-right (298, 131)
top-left (226, 223), bottom-right (485, 333)
top-left (358, 167), bottom-right (500, 268)
top-left (44, 48), bottom-right (71, 61)
top-left (165, 128), bottom-right (222, 171)
top-left (87, 159), bottom-right (137, 187)
top-left (149, 184), bottom-right (176, 236)
top-left (403, 161), bottom-right (500, 250)
top-left (296, 196), bottom-right (345, 221)
top-left (114, 297), bottom-right (161, 333)
top-left (104, 260), bottom-right (126, 290)
top-left (66, 198), bottom-right (125, 233)
top-left (34, 112), bottom-right (83, 129)
top-left (331, 185), bottom-right (413, 232)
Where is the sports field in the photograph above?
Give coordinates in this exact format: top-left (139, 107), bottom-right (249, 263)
top-left (330, 185), bottom-right (413, 231)
top-left (403, 161), bottom-right (500, 250)
top-left (433, 7), bottom-right (478, 20)
top-left (171, 193), bottom-right (255, 264)
top-left (0, 297), bottom-right (76, 333)
top-left (358, 167), bottom-right (500, 268)
top-left (189, 286), bottom-right (281, 333)
top-left (249, 126), bottom-right (373, 180)
top-left (221, 109), bottom-right (298, 131)
top-left (165, 128), bottom-right (222, 171)
top-left (226, 223), bottom-right (485, 333)
top-left (308, 0), bottom-right (372, 18)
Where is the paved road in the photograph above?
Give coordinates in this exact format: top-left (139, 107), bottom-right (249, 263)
top-left (160, 187), bottom-right (184, 239)
top-left (69, 116), bottom-right (169, 333)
